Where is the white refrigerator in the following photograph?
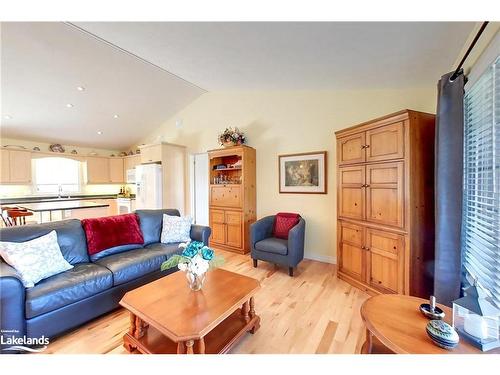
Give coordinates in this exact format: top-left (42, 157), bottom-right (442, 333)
top-left (135, 164), bottom-right (162, 209)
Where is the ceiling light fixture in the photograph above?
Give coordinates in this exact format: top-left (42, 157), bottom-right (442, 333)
top-left (66, 103), bottom-right (74, 108)
top-left (97, 131), bottom-right (103, 135)
top-left (76, 86), bottom-right (85, 91)
top-left (113, 114), bottom-right (120, 119)
top-left (4, 115), bottom-right (12, 120)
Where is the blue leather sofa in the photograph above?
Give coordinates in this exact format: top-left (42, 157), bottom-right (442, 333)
top-left (250, 215), bottom-right (305, 276)
top-left (0, 209), bottom-right (211, 351)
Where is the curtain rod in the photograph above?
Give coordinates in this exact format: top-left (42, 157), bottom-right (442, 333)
top-left (450, 21), bottom-right (489, 81)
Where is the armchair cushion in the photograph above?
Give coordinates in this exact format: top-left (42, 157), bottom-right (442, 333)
top-left (273, 212), bottom-right (300, 240)
top-left (254, 237), bottom-right (288, 255)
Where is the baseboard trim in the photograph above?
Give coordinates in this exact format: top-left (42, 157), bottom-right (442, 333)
top-left (304, 253), bottom-right (336, 264)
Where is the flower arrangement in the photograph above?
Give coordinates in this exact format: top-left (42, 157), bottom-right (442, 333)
top-left (218, 127), bottom-right (246, 147)
top-left (160, 241), bottom-right (224, 290)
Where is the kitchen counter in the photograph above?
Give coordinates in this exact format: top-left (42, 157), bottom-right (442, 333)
top-left (0, 194), bottom-right (135, 205)
top-left (17, 200), bottom-right (110, 212)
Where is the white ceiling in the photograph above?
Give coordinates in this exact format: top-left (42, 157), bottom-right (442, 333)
top-left (1, 22), bottom-right (474, 149)
top-left (75, 22), bottom-right (474, 90)
top-left (0, 22), bottom-right (204, 150)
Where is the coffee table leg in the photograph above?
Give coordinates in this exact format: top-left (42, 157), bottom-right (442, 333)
top-left (242, 301), bottom-right (250, 323)
top-left (177, 341), bottom-right (185, 354)
top-left (249, 297), bottom-right (260, 334)
top-left (186, 340), bottom-right (195, 354)
top-left (198, 337), bottom-right (206, 354)
top-left (249, 297), bottom-right (256, 318)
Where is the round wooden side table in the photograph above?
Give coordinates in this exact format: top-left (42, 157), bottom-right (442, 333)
top-left (360, 294), bottom-right (499, 354)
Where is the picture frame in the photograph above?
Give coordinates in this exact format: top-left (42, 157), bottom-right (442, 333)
top-left (278, 151), bottom-right (327, 194)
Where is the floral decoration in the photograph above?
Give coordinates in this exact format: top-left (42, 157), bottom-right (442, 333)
top-left (218, 127), bottom-right (246, 146)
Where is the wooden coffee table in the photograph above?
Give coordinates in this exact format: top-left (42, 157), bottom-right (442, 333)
top-left (360, 294), bottom-right (500, 354)
top-left (119, 268), bottom-right (261, 354)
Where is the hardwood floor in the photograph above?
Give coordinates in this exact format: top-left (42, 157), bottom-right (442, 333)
top-left (44, 250), bottom-right (370, 354)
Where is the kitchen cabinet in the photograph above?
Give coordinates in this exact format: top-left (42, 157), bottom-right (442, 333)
top-left (86, 157), bottom-right (110, 184)
top-left (0, 149), bottom-right (10, 183)
top-left (124, 155), bottom-right (140, 171)
top-left (109, 158), bottom-right (124, 183)
top-left (140, 144), bottom-right (162, 163)
top-left (0, 149), bottom-right (32, 184)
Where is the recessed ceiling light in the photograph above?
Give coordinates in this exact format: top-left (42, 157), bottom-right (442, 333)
top-left (66, 103), bottom-right (74, 108)
top-left (97, 131), bottom-right (103, 135)
top-left (113, 114), bottom-right (120, 119)
top-left (4, 115), bottom-right (12, 120)
top-left (76, 86), bottom-right (85, 91)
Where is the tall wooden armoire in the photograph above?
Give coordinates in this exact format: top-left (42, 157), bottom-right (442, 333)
top-left (335, 110), bottom-right (435, 298)
top-left (208, 145), bottom-right (256, 254)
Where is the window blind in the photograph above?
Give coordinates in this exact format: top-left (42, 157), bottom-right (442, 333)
top-left (462, 55), bottom-right (500, 308)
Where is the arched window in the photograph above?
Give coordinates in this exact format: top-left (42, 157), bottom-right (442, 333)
top-left (33, 157), bottom-right (81, 194)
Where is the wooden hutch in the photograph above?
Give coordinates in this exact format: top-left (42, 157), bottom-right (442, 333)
top-left (335, 110), bottom-right (435, 298)
top-left (208, 145), bottom-right (256, 254)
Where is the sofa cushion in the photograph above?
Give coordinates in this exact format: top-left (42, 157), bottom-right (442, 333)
top-left (82, 213), bottom-right (144, 256)
top-left (25, 263), bottom-right (113, 319)
top-left (0, 219), bottom-right (89, 265)
top-left (95, 248), bottom-right (166, 286)
top-left (254, 237), bottom-right (288, 255)
top-left (145, 242), bottom-right (183, 258)
top-left (160, 214), bottom-right (192, 244)
top-left (0, 230), bottom-right (73, 288)
top-left (135, 209), bottom-right (180, 245)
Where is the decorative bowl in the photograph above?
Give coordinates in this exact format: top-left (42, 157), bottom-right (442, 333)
top-left (426, 320), bottom-right (459, 350)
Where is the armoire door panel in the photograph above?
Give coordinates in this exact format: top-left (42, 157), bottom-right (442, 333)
top-left (338, 166), bottom-right (365, 220)
top-left (366, 229), bottom-right (405, 294)
top-left (339, 221), bottom-right (365, 282)
top-left (365, 162), bottom-right (404, 228)
top-left (365, 122), bottom-right (404, 162)
top-left (338, 133), bottom-right (366, 165)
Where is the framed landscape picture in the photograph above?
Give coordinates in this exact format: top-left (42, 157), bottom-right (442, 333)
top-left (279, 151), bottom-right (327, 194)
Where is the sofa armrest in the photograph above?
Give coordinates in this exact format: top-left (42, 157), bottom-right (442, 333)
top-left (287, 218), bottom-right (306, 266)
top-left (250, 215), bottom-right (275, 249)
top-left (0, 262), bottom-right (26, 352)
top-left (190, 225), bottom-right (211, 246)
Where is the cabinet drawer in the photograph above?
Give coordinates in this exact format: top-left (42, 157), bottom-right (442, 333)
top-left (210, 185), bottom-right (242, 208)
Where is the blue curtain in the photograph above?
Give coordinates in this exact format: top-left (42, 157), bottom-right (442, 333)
top-left (434, 70), bottom-right (466, 306)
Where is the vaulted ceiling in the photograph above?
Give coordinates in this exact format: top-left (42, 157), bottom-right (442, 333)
top-left (1, 22), bottom-right (474, 149)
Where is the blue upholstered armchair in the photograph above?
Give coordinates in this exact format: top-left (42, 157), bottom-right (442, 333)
top-left (250, 215), bottom-right (305, 276)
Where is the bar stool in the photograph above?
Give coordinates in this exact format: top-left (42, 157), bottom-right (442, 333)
top-left (6, 209), bottom-right (33, 226)
top-left (0, 205), bottom-right (20, 227)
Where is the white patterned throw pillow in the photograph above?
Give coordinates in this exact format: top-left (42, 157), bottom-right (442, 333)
top-left (160, 214), bottom-right (192, 244)
top-left (0, 230), bottom-right (73, 288)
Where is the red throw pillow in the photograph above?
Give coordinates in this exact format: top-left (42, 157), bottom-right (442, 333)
top-left (273, 212), bottom-right (300, 240)
top-left (81, 213), bottom-right (144, 256)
